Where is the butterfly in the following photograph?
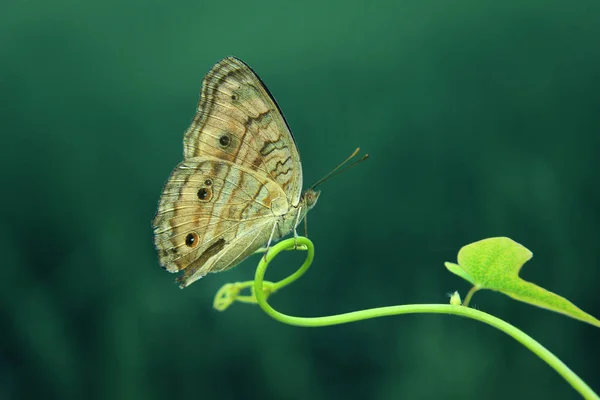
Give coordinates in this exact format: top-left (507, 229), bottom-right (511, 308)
top-left (152, 57), bottom-right (321, 288)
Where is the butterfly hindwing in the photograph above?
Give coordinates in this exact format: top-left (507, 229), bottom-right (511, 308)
top-left (152, 157), bottom-right (286, 286)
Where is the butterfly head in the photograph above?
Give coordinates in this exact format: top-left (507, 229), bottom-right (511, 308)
top-left (302, 189), bottom-right (321, 210)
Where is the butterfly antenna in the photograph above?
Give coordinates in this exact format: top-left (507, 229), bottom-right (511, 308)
top-left (311, 147), bottom-right (369, 189)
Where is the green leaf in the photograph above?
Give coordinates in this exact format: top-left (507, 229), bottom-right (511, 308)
top-left (445, 237), bottom-right (600, 328)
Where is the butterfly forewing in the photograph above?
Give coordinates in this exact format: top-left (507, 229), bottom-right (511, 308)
top-left (183, 57), bottom-right (303, 206)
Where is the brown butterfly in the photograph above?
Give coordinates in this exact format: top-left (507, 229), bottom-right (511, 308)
top-left (152, 57), bottom-right (321, 288)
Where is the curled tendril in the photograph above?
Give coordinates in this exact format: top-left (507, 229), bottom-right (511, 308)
top-left (213, 281), bottom-right (278, 311)
top-left (213, 237), bottom-right (313, 311)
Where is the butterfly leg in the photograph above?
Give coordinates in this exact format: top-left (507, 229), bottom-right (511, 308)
top-left (292, 206), bottom-right (303, 250)
top-left (262, 220), bottom-right (279, 261)
top-left (303, 208), bottom-right (308, 237)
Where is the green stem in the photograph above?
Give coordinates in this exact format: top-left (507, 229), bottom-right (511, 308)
top-left (252, 237), bottom-right (599, 400)
top-left (462, 285), bottom-right (480, 307)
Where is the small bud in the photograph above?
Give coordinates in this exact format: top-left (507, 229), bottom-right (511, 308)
top-left (449, 291), bottom-right (462, 306)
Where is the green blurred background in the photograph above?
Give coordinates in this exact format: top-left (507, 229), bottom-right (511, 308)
top-left (1, 0), bottom-right (599, 399)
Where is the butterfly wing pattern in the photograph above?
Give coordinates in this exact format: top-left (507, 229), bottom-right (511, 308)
top-left (183, 57), bottom-right (302, 202)
top-left (153, 57), bottom-right (311, 288)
